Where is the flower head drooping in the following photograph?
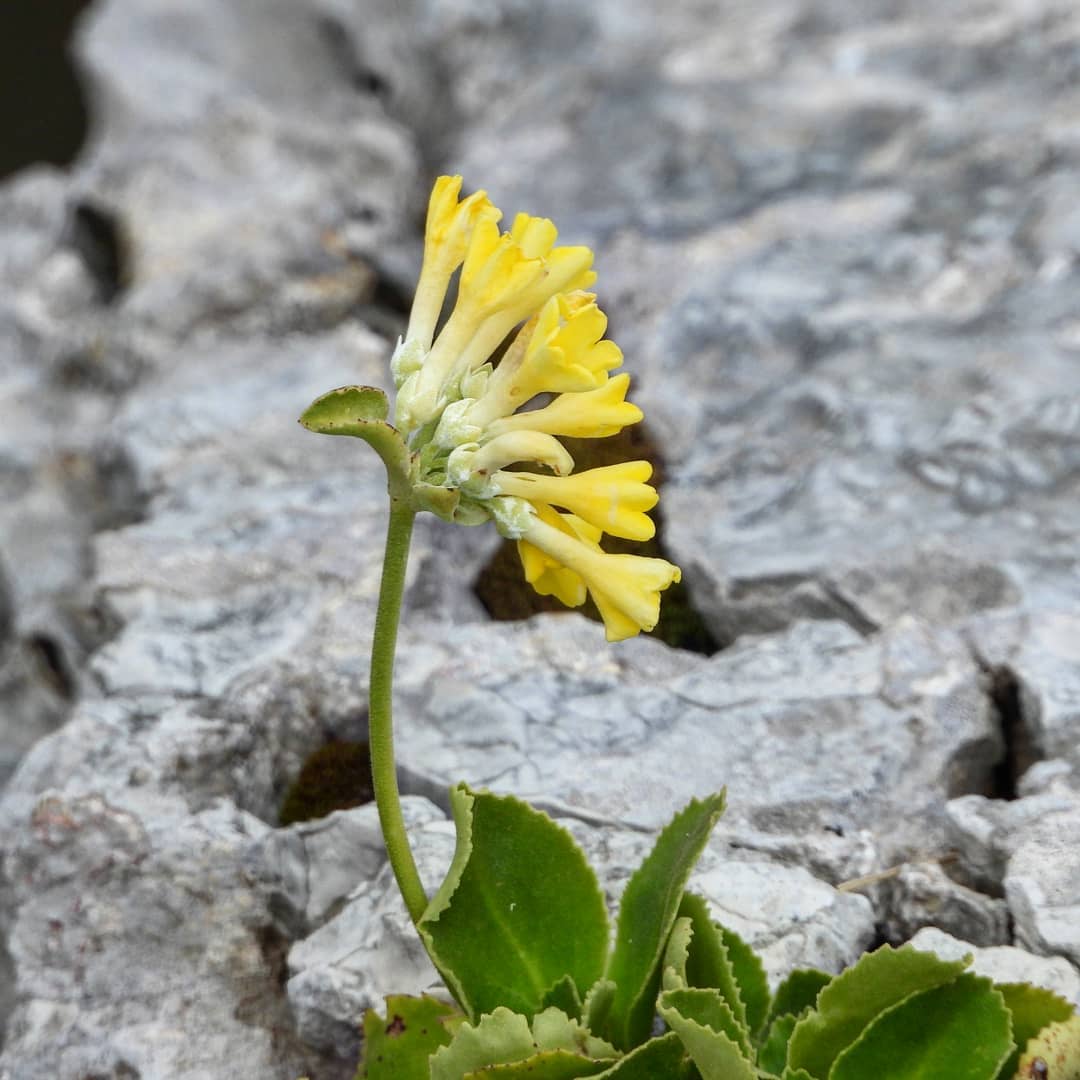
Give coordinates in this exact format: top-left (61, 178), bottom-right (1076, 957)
top-left (384, 177), bottom-right (679, 640)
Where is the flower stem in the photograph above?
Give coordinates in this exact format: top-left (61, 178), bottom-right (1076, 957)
top-left (369, 497), bottom-right (427, 925)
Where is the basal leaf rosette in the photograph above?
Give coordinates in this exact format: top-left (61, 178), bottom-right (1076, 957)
top-left (302, 175), bottom-right (680, 641)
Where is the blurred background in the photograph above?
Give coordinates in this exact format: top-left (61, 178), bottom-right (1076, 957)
top-left (1, 1), bottom-right (1079, 1076)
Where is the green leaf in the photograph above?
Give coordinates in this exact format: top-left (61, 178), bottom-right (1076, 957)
top-left (360, 994), bottom-right (459, 1080)
top-left (660, 986), bottom-right (753, 1059)
top-left (780, 1069), bottom-right (815, 1080)
top-left (531, 1007), bottom-right (618, 1060)
top-left (662, 916), bottom-right (694, 992)
top-left (299, 385), bottom-right (412, 498)
top-left (1015, 1013), bottom-right (1080, 1079)
top-left (430, 1008), bottom-right (537, 1080)
top-left (464, 1052), bottom-right (613, 1079)
top-left (543, 974), bottom-right (585, 1021)
top-left (830, 973), bottom-right (1012, 1080)
top-left (420, 785), bottom-right (610, 1021)
top-left (592, 1033), bottom-right (696, 1079)
top-left (301, 384), bottom-right (390, 427)
top-left (718, 923), bottom-right (770, 1040)
top-left (676, 894), bottom-right (748, 1036)
top-left (431, 1007), bottom-right (619, 1080)
top-left (758, 1014), bottom-right (798, 1076)
top-left (657, 987), bottom-right (757, 1080)
top-left (786, 944), bottom-right (969, 1079)
top-left (764, 970), bottom-right (832, 1034)
top-left (994, 983), bottom-right (1075, 1080)
top-left (601, 792), bottom-right (727, 1050)
top-left (583, 979), bottom-right (616, 1036)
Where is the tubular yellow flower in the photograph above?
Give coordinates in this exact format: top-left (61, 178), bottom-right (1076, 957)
top-left (407, 177), bottom-right (501, 351)
top-left (462, 293), bottom-right (623, 432)
top-left (520, 512), bottom-right (681, 642)
top-left (450, 431), bottom-right (574, 491)
top-left (492, 461), bottom-right (659, 542)
top-left (458, 218), bottom-right (547, 318)
top-left (516, 505), bottom-right (595, 608)
top-left (397, 213), bottom-right (596, 433)
top-left (348, 175), bottom-right (682, 640)
top-left (485, 373), bottom-right (643, 440)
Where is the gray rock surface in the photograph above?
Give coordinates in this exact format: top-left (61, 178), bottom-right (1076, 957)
top-left (2, 0), bottom-right (1079, 1075)
top-left (393, 616), bottom-right (1001, 865)
top-left (945, 786), bottom-right (1080, 971)
top-left (871, 860), bottom-right (1010, 948)
top-left (1006, 799), bottom-right (1080, 970)
top-left (909, 927), bottom-right (1080, 1007)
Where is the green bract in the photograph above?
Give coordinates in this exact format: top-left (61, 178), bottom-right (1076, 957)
top-left (299, 385), bottom-right (462, 519)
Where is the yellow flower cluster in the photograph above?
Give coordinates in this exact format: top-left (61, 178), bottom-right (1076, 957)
top-left (394, 176), bottom-right (680, 641)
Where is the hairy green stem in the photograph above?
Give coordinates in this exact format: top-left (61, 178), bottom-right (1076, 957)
top-left (369, 498), bottom-right (427, 924)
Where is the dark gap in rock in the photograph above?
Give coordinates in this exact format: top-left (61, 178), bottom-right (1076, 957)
top-left (67, 201), bottom-right (128, 304)
top-left (316, 15), bottom-right (389, 101)
top-left (26, 633), bottom-right (76, 700)
top-left (986, 665), bottom-right (1039, 801)
top-left (706, 574), bottom-right (879, 651)
top-left (0, 927), bottom-right (13, 1051)
top-left (81, 1064), bottom-right (140, 1080)
top-left (52, 340), bottom-right (145, 397)
top-left (50, 443), bottom-right (148, 533)
top-left (0, 0), bottom-right (95, 180)
top-left (232, 924), bottom-right (334, 1074)
top-left (0, 562), bottom-right (12, 650)
top-left (278, 738), bottom-right (373, 826)
top-left (866, 924), bottom-right (892, 954)
top-left (473, 421), bottom-right (719, 655)
top-left (356, 67), bottom-right (390, 100)
top-left (246, 925), bottom-right (290, 1004)
top-left (370, 272), bottom-right (414, 320)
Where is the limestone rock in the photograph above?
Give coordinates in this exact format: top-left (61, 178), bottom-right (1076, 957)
top-left (910, 927), bottom-right (1080, 1007)
top-left (3, 0), bottom-right (1080, 1074)
top-left (872, 861), bottom-right (1010, 948)
top-left (393, 617), bottom-right (1001, 864)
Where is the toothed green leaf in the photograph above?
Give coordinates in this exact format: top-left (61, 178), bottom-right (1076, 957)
top-left (360, 994), bottom-right (460, 1080)
top-left (601, 792), bottom-right (727, 1050)
top-left (764, 969), bottom-right (832, 1035)
top-left (758, 1013), bottom-right (798, 1076)
top-left (463, 1053), bottom-right (612, 1079)
top-left (592, 1033), bottom-right (696, 1079)
top-left (717, 922), bottom-right (770, 1039)
top-left (542, 974), bottom-right (585, 1022)
top-left (786, 944), bottom-right (969, 1078)
top-left (657, 987), bottom-right (757, 1080)
top-left (829, 973), bottom-right (1012, 1080)
top-left (420, 785), bottom-right (609, 1021)
top-left (676, 894), bottom-right (749, 1037)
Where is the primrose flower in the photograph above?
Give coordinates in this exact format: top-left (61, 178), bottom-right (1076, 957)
top-left (383, 177), bottom-right (680, 640)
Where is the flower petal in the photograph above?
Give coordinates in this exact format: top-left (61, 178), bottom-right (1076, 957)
top-left (408, 176), bottom-right (501, 349)
top-left (521, 513), bottom-right (681, 640)
top-left (494, 461), bottom-right (658, 541)
top-left (486, 373), bottom-right (643, 440)
top-left (469, 431), bottom-right (575, 478)
top-left (516, 504), bottom-right (588, 608)
top-left (466, 294), bottom-right (623, 429)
